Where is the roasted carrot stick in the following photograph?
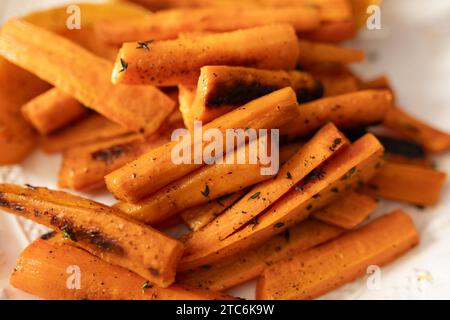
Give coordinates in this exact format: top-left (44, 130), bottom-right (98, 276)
top-left (59, 133), bottom-right (170, 191)
top-left (0, 58), bottom-right (50, 164)
top-left (130, 0), bottom-right (353, 23)
top-left (384, 106), bottom-right (450, 153)
top-left (11, 239), bottom-right (233, 300)
top-left (178, 219), bottom-right (344, 291)
top-left (281, 90), bottom-right (393, 139)
top-left (21, 88), bottom-right (87, 135)
top-left (0, 19), bottom-right (175, 134)
top-left (96, 7), bottom-right (319, 45)
top-left (184, 66), bottom-right (323, 128)
top-left (363, 162), bottom-right (447, 206)
top-left (41, 114), bottom-right (130, 153)
top-left (179, 133), bottom-right (384, 271)
top-left (312, 191), bottom-right (377, 229)
top-left (256, 209), bottom-right (419, 300)
top-left (0, 184), bottom-right (184, 287)
top-left (307, 64), bottom-right (360, 96)
top-left (106, 87), bottom-right (299, 203)
top-left (301, 20), bottom-right (356, 42)
top-left (112, 24), bottom-right (299, 86)
top-left (184, 123), bottom-right (348, 249)
top-left (298, 40), bottom-right (364, 66)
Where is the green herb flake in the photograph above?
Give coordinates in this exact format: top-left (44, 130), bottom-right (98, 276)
top-left (136, 40), bottom-right (153, 50)
top-left (201, 184), bottom-right (210, 197)
top-left (248, 191), bottom-right (261, 200)
top-left (61, 225), bottom-right (75, 241)
top-left (142, 280), bottom-right (153, 293)
top-left (119, 58), bottom-right (128, 73)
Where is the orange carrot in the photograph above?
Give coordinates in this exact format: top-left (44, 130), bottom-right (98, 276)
top-left (281, 90), bottom-right (393, 139)
top-left (0, 19), bottom-right (175, 134)
top-left (363, 162), bottom-right (447, 206)
top-left (41, 114), bottom-right (130, 153)
top-left (21, 88), bottom-right (87, 135)
top-left (112, 24), bottom-right (299, 86)
top-left (96, 7), bottom-right (320, 44)
top-left (298, 40), bottom-right (364, 65)
top-left (184, 66), bottom-right (323, 129)
top-left (312, 191), bottom-right (377, 229)
top-left (256, 210), bottom-right (419, 299)
top-left (301, 20), bottom-right (356, 43)
top-left (11, 239), bottom-right (233, 300)
top-left (308, 65), bottom-right (360, 96)
top-left (384, 106), bottom-right (450, 153)
top-left (0, 184), bottom-right (184, 287)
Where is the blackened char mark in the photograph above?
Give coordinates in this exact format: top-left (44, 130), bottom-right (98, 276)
top-left (205, 80), bottom-right (278, 108)
top-left (91, 145), bottom-right (129, 164)
top-left (377, 135), bottom-right (425, 159)
top-left (296, 79), bottom-right (324, 103)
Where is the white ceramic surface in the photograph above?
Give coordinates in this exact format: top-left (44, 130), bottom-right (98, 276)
top-left (0, 0), bottom-right (450, 300)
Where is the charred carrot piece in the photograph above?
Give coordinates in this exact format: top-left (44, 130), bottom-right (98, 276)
top-left (0, 19), bottom-right (175, 134)
top-left (183, 66), bottom-right (323, 129)
top-left (112, 24), bottom-right (299, 86)
top-left (312, 191), bottom-right (377, 229)
top-left (21, 88), bottom-right (87, 135)
top-left (0, 184), bottom-right (184, 287)
top-left (41, 114), bottom-right (130, 153)
top-left (363, 162), bottom-right (446, 206)
top-left (105, 87), bottom-right (299, 203)
top-left (96, 6), bottom-right (319, 45)
top-left (179, 134), bottom-right (384, 271)
top-left (256, 210), bottom-right (419, 300)
top-left (178, 219), bottom-right (344, 291)
top-left (281, 90), bottom-right (393, 139)
top-left (11, 239), bottom-right (233, 300)
top-left (59, 133), bottom-right (170, 191)
top-left (384, 106), bottom-right (450, 153)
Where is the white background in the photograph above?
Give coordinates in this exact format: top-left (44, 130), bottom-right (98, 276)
top-left (1, 0), bottom-right (450, 299)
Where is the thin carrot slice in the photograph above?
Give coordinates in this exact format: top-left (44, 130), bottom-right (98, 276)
top-left (363, 162), bottom-right (447, 206)
top-left (112, 24), bottom-right (299, 86)
top-left (0, 184), bottom-right (184, 288)
top-left (256, 209), bottom-right (419, 300)
top-left (0, 19), bottom-right (175, 134)
top-left (178, 219), bottom-right (344, 291)
top-left (21, 88), bottom-right (87, 135)
top-left (105, 87), bottom-right (299, 203)
top-left (96, 6), bottom-right (320, 44)
top-left (312, 191), bottom-right (377, 229)
top-left (11, 239), bottom-right (233, 300)
top-left (179, 133), bottom-right (384, 271)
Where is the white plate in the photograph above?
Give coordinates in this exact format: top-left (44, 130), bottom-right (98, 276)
top-left (1, 0), bottom-right (450, 300)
